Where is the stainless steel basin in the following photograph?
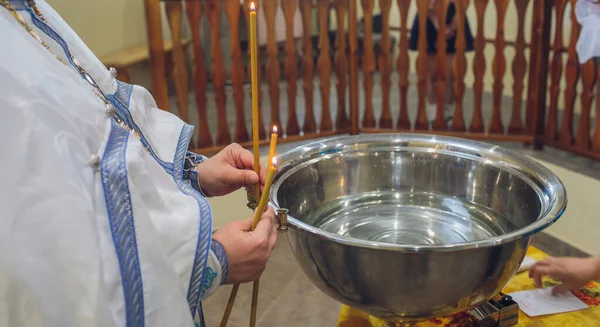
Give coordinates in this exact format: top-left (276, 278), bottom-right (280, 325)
top-left (269, 134), bottom-right (567, 325)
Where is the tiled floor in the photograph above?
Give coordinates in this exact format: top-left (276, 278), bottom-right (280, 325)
top-left (202, 236), bottom-right (343, 327)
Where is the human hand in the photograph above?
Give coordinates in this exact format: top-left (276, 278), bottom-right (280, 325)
top-left (529, 256), bottom-right (600, 295)
top-left (195, 143), bottom-right (266, 197)
top-left (212, 207), bottom-right (278, 284)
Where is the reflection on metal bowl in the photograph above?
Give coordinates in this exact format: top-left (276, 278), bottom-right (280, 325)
top-left (270, 134), bottom-right (567, 326)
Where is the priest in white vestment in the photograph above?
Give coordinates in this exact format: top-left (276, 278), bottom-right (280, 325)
top-left (0, 1), bottom-right (278, 326)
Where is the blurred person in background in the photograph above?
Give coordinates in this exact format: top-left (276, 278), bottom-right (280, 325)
top-left (409, 0), bottom-right (474, 126)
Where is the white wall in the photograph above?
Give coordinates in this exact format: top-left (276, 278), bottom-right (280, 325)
top-left (533, 158), bottom-right (599, 256)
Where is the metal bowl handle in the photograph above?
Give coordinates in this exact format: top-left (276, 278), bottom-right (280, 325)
top-left (276, 208), bottom-right (289, 232)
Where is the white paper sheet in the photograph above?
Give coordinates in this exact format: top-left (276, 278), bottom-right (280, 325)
top-left (509, 288), bottom-right (589, 317)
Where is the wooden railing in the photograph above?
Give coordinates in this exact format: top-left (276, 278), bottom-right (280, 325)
top-left (143, 0), bottom-right (600, 160)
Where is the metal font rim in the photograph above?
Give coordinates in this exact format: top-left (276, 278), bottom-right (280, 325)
top-left (269, 133), bottom-right (568, 253)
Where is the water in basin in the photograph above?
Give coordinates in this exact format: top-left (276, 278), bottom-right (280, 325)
top-left (312, 191), bottom-right (519, 245)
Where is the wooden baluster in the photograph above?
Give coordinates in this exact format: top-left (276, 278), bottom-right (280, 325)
top-left (317, 0), bottom-right (333, 131)
top-left (396, 0), bottom-right (411, 130)
top-left (470, 0), bottom-right (488, 133)
top-left (488, 0), bottom-right (509, 134)
top-left (560, 0), bottom-right (581, 146)
top-left (378, 0), bottom-right (393, 129)
top-left (527, 0), bottom-right (552, 145)
top-left (349, 0), bottom-right (360, 134)
top-left (243, 0), bottom-right (266, 140)
top-left (300, 0), bottom-right (317, 134)
top-left (264, 0), bottom-right (282, 135)
top-left (545, 0), bottom-right (566, 140)
top-left (415, 0), bottom-right (430, 130)
top-left (507, 0), bottom-right (529, 134)
top-left (594, 64), bottom-right (600, 152)
top-left (144, 0), bottom-right (170, 111)
top-left (206, 1), bottom-right (231, 145)
top-left (225, 0), bottom-right (249, 144)
top-left (361, 0), bottom-right (376, 128)
top-left (451, 0), bottom-right (469, 132)
top-left (334, 0), bottom-right (350, 130)
top-left (166, 2), bottom-right (190, 125)
top-left (524, 0), bottom-right (542, 134)
top-left (186, 1), bottom-right (212, 148)
top-left (282, 0), bottom-right (300, 136)
top-left (433, 0), bottom-right (449, 131)
top-left (576, 60), bottom-right (596, 149)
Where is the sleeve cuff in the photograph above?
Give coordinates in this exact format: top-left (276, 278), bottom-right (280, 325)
top-left (211, 239), bottom-right (229, 286)
top-left (198, 240), bottom-right (229, 300)
top-left (183, 152), bottom-right (210, 197)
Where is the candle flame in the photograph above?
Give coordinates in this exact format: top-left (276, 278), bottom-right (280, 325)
top-left (272, 125), bottom-right (278, 134)
top-left (250, 2), bottom-right (255, 12)
top-left (272, 157), bottom-right (277, 167)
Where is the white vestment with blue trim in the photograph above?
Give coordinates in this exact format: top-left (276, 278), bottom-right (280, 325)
top-left (0, 1), bottom-right (226, 326)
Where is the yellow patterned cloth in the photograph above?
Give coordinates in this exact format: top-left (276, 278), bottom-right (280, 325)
top-left (337, 247), bottom-right (600, 327)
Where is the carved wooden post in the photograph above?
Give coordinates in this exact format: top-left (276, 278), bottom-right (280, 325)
top-left (545, 0), bottom-right (566, 140)
top-left (186, 1), bottom-right (213, 148)
top-left (144, 0), bottom-right (170, 110)
top-left (300, 0), bottom-right (317, 134)
top-left (349, 0), bottom-right (360, 134)
top-left (576, 60), bottom-right (597, 149)
top-left (282, 0), bottom-right (300, 136)
top-left (560, 0), bottom-right (581, 146)
top-left (451, 0), bottom-right (469, 132)
top-left (378, 0), bottom-right (393, 129)
top-left (396, 0), bottom-right (411, 130)
top-left (361, 0), bottom-right (376, 128)
top-left (507, 0), bottom-right (529, 134)
top-left (489, 0), bottom-right (509, 134)
top-left (166, 1), bottom-right (190, 124)
top-left (206, 0), bottom-right (231, 145)
top-left (225, 0), bottom-right (249, 143)
top-left (470, 0), bottom-right (488, 133)
top-left (317, 0), bottom-right (333, 131)
top-left (334, 0), bottom-right (350, 130)
top-left (415, 0), bottom-right (430, 130)
top-left (433, 0), bottom-right (449, 131)
top-left (264, 0), bottom-right (282, 135)
top-left (529, 0), bottom-right (553, 148)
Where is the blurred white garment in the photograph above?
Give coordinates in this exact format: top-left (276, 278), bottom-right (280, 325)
top-left (575, 0), bottom-right (600, 63)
